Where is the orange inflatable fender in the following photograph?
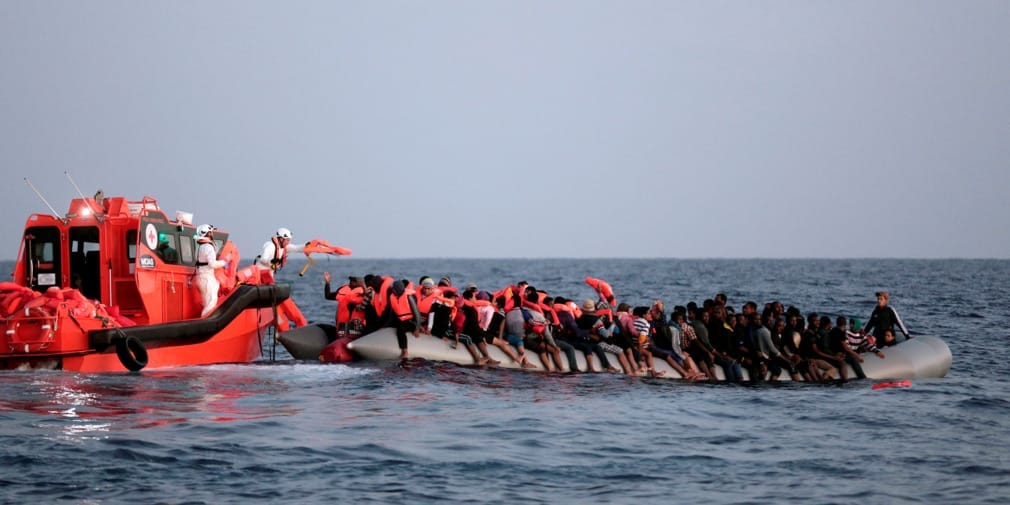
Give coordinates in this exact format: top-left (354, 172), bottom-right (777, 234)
top-left (872, 380), bottom-right (911, 390)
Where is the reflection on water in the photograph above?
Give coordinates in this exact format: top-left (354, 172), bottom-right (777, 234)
top-left (1, 365), bottom-right (346, 442)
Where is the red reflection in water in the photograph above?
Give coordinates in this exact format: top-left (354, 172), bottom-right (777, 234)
top-left (0, 368), bottom-right (300, 430)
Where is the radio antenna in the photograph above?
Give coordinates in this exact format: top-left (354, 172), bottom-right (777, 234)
top-left (65, 171), bottom-right (101, 218)
top-left (24, 178), bottom-right (62, 219)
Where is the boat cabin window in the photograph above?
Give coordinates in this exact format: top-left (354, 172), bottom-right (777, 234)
top-left (179, 235), bottom-right (195, 265)
top-left (126, 230), bottom-right (137, 262)
top-left (154, 231), bottom-right (180, 264)
top-left (126, 229), bottom-right (138, 273)
top-left (23, 226), bottom-right (61, 292)
top-left (69, 226), bottom-right (101, 300)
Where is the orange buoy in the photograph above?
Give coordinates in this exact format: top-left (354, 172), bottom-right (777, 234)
top-left (872, 380), bottom-right (912, 390)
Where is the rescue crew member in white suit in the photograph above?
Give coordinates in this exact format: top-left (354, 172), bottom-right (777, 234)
top-left (253, 227), bottom-right (309, 329)
top-left (194, 224), bottom-right (228, 317)
top-left (253, 227), bottom-right (305, 284)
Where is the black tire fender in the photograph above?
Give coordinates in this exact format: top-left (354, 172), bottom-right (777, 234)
top-left (116, 336), bottom-right (149, 371)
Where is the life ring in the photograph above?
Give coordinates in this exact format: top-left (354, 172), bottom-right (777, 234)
top-left (115, 336), bottom-right (149, 371)
top-left (7, 305), bottom-right (56, 352)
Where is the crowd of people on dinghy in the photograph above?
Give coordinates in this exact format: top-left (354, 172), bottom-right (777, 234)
top-left (319, 273), bottom-right (912, 382)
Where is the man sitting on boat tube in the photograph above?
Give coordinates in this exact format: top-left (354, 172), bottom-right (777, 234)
top-left (194, 224), bottom-right (228, 317)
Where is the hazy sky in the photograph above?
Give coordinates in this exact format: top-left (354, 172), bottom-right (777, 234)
top-left (2, 1), bottom-right (1008, 259)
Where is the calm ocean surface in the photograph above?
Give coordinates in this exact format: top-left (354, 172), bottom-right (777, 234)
top-left (2, 258), bottom-right (1009, 504)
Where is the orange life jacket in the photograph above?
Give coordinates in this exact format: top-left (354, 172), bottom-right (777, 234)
top-left (416, 291), bottom-right (438, 315)
top-left (335, 285), bottom-right (364, 326)
top-left (545, 307), bottom-right (560, 326)
top-left (372, 276), bottom-right (394, 316)
top-left (553, 302), bottom-right (571, 313)
top-left (389, 284), bottom-right (416, 322)
top-left (585, 276), bottom-right (616, 305)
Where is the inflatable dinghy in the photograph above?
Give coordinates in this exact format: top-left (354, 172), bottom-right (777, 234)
top-left (329, 328), bottom-right (951, 381)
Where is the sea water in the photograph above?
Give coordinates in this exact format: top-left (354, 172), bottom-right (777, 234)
top-left (1, 258), bottom-right (1008, 504)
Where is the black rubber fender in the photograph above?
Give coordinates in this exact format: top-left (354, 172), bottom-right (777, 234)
top-left (116, 336), bottom-right (149, 371)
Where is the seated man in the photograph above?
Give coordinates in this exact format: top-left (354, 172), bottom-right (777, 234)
top-left (155, 234), bottom-right (179, 264)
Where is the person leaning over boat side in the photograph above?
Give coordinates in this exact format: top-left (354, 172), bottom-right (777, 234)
top-left (253, 227), bottom-right (306, 284)
top-left (863, 291), bottom-right (911, 344)
top-left (194, 224), bottom-right (228, 317)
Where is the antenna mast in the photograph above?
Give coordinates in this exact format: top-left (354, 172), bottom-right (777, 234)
top-left (24, 178), bottom-right (62, 219)
top-left (65, 171), bottom-right (102, 218)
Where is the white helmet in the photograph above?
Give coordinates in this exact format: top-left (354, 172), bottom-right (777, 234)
top-left (194, 224), bottom-right (214, 239)
top-left (276, 227), bottom-right (292, 239)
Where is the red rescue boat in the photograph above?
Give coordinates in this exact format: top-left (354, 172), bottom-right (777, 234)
top-left (1, 194), bottom-right (294, 372)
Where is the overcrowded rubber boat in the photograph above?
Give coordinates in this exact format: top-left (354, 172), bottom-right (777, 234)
top-left (1, 188), bottom-right (346, 372)
top-left (277, 275), bottom-right (952, 381)
top-left (280, 325), bottom-right (952, 380)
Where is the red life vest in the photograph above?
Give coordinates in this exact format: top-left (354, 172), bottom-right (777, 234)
top-left (335, 285), bottom-right (364, 326)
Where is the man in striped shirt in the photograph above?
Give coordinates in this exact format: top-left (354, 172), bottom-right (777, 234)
top-left (632, 306), bottom-right (664, 377)
top-left (847, 318), bottom-right (886, 359)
